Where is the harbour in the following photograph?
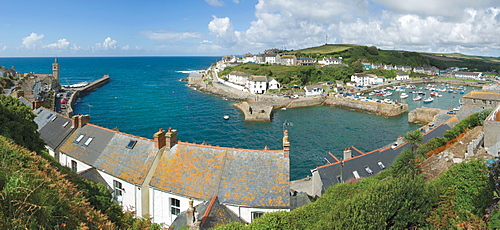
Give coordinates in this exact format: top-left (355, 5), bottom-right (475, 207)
top-left (0, 56), bottom-right (477, 180)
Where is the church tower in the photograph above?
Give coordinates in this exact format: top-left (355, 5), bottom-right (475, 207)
top-left (52, 58), bottom-right (60, 82)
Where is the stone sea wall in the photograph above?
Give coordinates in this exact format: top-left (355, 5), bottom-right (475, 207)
top-left (407, 107), bottom-right (445, 123)
top-left (323, 97), bottom-right (409, 117)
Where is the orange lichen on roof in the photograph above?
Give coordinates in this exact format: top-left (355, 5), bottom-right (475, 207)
top-left (150, 143), bottom-right (290, 208)
top-left (178, 141), bottom-right (283, 153)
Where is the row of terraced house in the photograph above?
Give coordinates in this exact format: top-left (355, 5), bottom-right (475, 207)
top-left (31, 107), bottom-right (300, 229)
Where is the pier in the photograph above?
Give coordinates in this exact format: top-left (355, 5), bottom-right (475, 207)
top-left (65, 75), bottom-right (110, 117)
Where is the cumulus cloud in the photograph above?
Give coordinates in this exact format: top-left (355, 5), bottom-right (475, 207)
top-left (205, 0), bottom-right (224, 7)
top-left (142, 30), bottom-right (201, 41)
top-left (43, 38), bottom-right (70, 49)
top-left (93, 37), bottom-right (117, 50)
top-left (22, 33), bottom-right (44, 49)
top-left (204, 0), bottom-right (500, 56)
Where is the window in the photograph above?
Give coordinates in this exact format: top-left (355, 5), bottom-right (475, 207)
top-left (352, 171), bottom-right (360, 179)
top-left (126, 140), bottom-right (137, 149)
top-left (170, 198), bottom-right (180, 215)
top-left (50, 115), bottom-right (57, 122)
top-left (251, 212), bottom-right (264, 221)
top-left (62, 121), bottom-right (70, 127)
top-left (46, 114), bottom-right (53, 119)
top-left (473, 99), bottom-right (476, 103)
top-left (336, 175), bottom-right (342, 183)
top-left (82, 137), bottom-right (94, 147)
top-left (364, 166), bottom-right (373, 175)
top-left (36, 109), bottom-right (43, 114)
top-left (71, 160), bottom-right (77, 172)
top-left (483, 100), bottom-right (487, 104)
top-left (113, 180), bottom-right (123, 198)
top-left (377, 161), bottom-right (386, 170)
top-left (74, 134), bottom-right (85, 143)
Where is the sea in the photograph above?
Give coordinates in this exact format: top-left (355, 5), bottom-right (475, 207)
top-left (0, 57), bottom-right (475, 180)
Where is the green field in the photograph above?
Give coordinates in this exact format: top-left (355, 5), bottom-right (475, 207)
top-left (294, 44), bottom-right (356, 54)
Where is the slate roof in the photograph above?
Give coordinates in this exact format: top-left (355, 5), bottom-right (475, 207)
top-left (248, 75), bottom-right (268, 82)
top-left (171, 196), bottom-right (246, 230)
top-left (19, 97), bottom-right (31, 107)
top-left (79, 167), bottom-right (113, 192)
top-left (150, 142), bottom-right (290, 208)
top-left (33, 107), bottom-right (74, 150)
top-left (316, 123), bottom-right (451, 191)
top-left (59, 124), bottom-right (158, 185)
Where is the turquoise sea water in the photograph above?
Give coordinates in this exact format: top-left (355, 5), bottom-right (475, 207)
top-left (1, 57), bottom-right (475, 180)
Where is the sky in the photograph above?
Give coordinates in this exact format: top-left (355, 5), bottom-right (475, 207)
top-left (1, 0), bottom-right (499, 57)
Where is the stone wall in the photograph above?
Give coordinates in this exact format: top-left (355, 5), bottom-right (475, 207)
top-left (323, 97), bottom-right (408, 117)
top-left (407, 107), bottom-right (444, 123)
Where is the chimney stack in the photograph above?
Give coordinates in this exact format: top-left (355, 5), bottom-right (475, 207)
top-left (343, 147), bottom-right (352, 160)
top-left (153, 128), bottom-right (167, 149)
top-left (165, 127), bottom-right (178, 149)
top-left (71, 114), bottom-right (91, 128)
top-left (186, 199), bottom-right (195, 227)
top-left (283, 130), bottom-right (290, 158)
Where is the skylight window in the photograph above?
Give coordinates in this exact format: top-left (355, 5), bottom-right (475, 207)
top-left (62, 121), bottom-right (69, 128)
top-left (364, 166), bottom-right (373, 175)
top-left (82, 137), bottom-right (94, 147)
top-left (36, 109), bottom-right (43, 114)
top-left (50, 115), bottom-right (57, 122)
top-left (126, 140), bottom-right (137, 149)
top-left (74, 134), bottom-right (85, 144)
top-left (377, 161), bottom-right (386, 170)
top-left (46, 114), bottom-right (53, 119)
top-left (352, 171), bottom-right (360, 179)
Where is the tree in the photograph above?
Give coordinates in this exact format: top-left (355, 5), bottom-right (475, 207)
top-left (0, 95), bottom-right (44, 152)
top-left (367, 46), bottom-right (379, 55)
top-left (350, 61), bottom-right (364, 73)
top-left (405, 129), bottom-right (423, 152)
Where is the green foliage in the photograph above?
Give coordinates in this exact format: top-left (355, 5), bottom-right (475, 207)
top-left (387, 149), bottom-right (419, 177)
top-left (443, 108), bottom-right (492, 141)
top-left (0, 136), bottom-right (115, 229)
top-left (428, 159), bottom-right (493, 228)
top-left (0, 95), bottom-right (45, 152)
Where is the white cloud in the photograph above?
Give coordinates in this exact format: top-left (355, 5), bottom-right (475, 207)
top-left (142, 30), bottom-right (201, 41)
top-left (22, 33), bottom-right (44, 49)
top-left (205, 0), bottom-right (224, 7)
top-left (93, 37), bottom-right (118, 50)
top-left (43, 38), bottom-right (70, 49)
top-left (203, 0), bottom-right (500, 56)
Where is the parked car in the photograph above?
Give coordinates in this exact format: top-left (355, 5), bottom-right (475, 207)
top-left (391, 142), bottom-right (398, 149)
top-left (447, 110), bottom-right (456, 115)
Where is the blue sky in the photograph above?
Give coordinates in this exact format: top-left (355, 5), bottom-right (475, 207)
top-left (1, 0), bottom-right (499, 57)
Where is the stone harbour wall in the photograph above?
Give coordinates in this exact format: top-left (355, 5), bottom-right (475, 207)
top-left (323, 97), bottom-right (408, 117)
top-left (407, 107), bottom-right (444, 123)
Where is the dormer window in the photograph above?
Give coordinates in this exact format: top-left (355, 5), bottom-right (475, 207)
top-left (352, 171), bottom-right (360, 179)
top-left (365, 166), bottom-right (373, 175)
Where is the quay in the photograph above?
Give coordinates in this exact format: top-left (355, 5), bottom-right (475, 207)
top-left (64, 75), bottom-right (110, 117)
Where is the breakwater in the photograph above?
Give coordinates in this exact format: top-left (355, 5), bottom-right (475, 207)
top-left (323, 96), bottom-right (409, 117)
top-left (66, 75), bottom-right (110, 117)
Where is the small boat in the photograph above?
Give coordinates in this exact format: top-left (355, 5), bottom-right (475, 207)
top-left (413, 96), bottom-right (422, 101)
top-left (281, 108), bottom-right (287, 110)
top-left (400, 93), bottom-right (409, 99)
top-left (423, 97), bottom-right (434, 103)
top-left (453, 106), bottom-right (461, 111)
top-left (459, 91), bottom-right (465, 94)
top-left (223, 115), bottom-right (230, 120)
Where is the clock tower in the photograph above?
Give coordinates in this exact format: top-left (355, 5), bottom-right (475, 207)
top-left (52, 58), bottom-right (60, 82)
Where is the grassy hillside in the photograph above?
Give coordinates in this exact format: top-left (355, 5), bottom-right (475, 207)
top-left (293, 44), bottom-right (357, 54)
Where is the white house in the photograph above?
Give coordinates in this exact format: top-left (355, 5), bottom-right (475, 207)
top-left (263, 54), bottom-right (281, 65)
top-left (455, 71), bottom-right (483, 80)
top-left (350, 73), bottom-right (382, 86)
top-left (227, 71), bottom-right (249, 85)
top-left (246, 75), bottom-right (268, 94)
top-left (33, 110), bottom-right (292, 227)
top-left (396, 71), bottom-right (410, 81)
top-left (318, 57), bottom-right (342, 65)
top-left (384, 64), bottom-right (394, 70)
top-left (281, 55), bottom-right (297, 66)
top-left (242, 54), bottom-right (256, 63)
top-left (268, 78), bottom-right (281, 90)
top-left (304, 84), bottom-right (324, 96)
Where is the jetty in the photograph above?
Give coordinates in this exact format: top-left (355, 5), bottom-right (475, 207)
top-left (65, 75), bottom-right (110, 117)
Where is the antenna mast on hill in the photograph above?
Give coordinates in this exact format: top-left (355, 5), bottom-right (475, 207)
top-left (325, 34), bottom-right (328, 45)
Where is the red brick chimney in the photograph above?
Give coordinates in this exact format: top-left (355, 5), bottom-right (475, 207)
top-left (153, 128), bottom-right (167, 149)
top-left (72, 114), bottom-right (90, 128)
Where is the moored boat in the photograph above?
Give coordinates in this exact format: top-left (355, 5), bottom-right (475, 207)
top-left (423, 97), bottom-right (434, 103)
